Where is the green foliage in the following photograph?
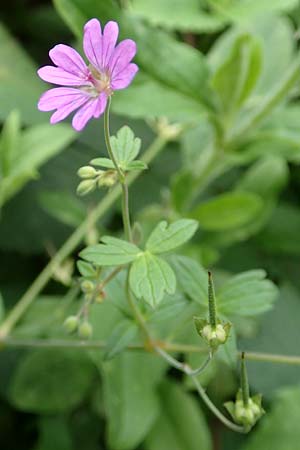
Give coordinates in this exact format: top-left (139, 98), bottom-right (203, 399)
top-left (129, 253), bottom-right (176, 307)
top-left (80, 236), bottom-right (141, 266)
top-left (146, 219), bottom-right (198, 254)
top-left (0, 23), bottom-right (44, 123)
top-left (91, 126), bottom-right (146, 172)
top-left (0, 117), bottom-right (75, 206)
top-left (2, 2), bottom-right (300, 449)
top-left (217, 270), bottom-right (278, 316)
top-left (241, 386), bottom-right (300, 450)
top-left (101, 352), bottom-right (165, 450)
top-left (145, 381), bottom-right (212, 450)
top-left (211, 33), bottom-right (262, 115)
top-left (104, 319), bottom-right (138, 360)
top-left (9, 349), bottom-right (96, 413)
top-left (191, 192), bottom-right (263, 231)
top-left (39, 191), bottom-right (86, 227)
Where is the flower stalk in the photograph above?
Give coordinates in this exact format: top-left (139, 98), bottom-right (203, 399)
top-left (103, 97), bottom-right (132, 242)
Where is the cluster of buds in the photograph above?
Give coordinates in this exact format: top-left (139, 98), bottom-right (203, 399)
top-left (80, 279), bottom-right (106, 304)
top-left (63, 315), bottom-right (93, 339)
top-left (224, 353), bottom-right (265, 430)
top-left (77, 165), bottom-right (118, 196)
top-left (194, 271), bottom-right (231, 350)
top-left (63, 272), bottom-right (106, 339)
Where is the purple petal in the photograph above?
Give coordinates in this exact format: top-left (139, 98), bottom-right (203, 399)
top-left (38, 66), bottom-right (91, 86)
top-left (83, 19), bottom-right (103, 71)
top-left (102, 21), bottom-right (119, 68)
top-left (109, 39), bottom-right (137, 78)
top-left (50, 95), bottom-right (89, 124)
top-left (38, 87), bottom-right (89, 111)
top-left (93, 92), bottom-right (108, 118)
top-left (83, 19), bottom-right (119, 72)
top-left (72, 98), bottom-right (100, 131)
top-left (111, 63), bottom-right (138, 90)
top-left (49, 44), bottom-right (88, 76)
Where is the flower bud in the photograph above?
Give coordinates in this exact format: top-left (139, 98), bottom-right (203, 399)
top-left (77, 179), bottom-right (96, 196)
top-left (78, 321), bottom-right (93, 339)
top-left (98, 170), bottom-right (118, 187)
top-left (81, 280), bottom-right (95, 293)
top-left (63, 315), bottom-right (79, 333)
top-left (77, 166), bottom-right (98, 179)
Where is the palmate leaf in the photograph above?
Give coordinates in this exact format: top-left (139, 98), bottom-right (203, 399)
top-left (129, 253), bottom-right (176, 308)
top-left (80, 236), bottom-right (141, 266)
top-left (110, 126), bottom-right (141, 165)
top-left (146, 219), bottom-right (198, 254)
top-left (217, 269), bottom-right (278, 316)
top-left (104, 319), bottom-right (139, 360)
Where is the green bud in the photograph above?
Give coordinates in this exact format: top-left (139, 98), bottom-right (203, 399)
top-left (78, 321), bottom-right (93, 339)
top-left (98, 170), bottom-right (118, 187)
top-left (77, 179), bottom-right (96, 196)
top-left (81, 279), bottom-right (95, 293)
top-left (63, 315), bottom-right (79, 333)
top-left (77, 166), bottom-right (98, 179)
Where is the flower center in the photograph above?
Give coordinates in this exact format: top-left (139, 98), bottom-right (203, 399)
top-left (88, 65), bottom-right (112, 95)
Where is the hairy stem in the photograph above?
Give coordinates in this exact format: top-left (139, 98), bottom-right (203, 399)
top-left (125, 269), bottom-right (152, 344)
top-left (191, 376), bottom-right (246, 434)
top-left (1, 337), bottom-right (300, 366)
top-left (0, 135), bottom-right (168, 339)
top-left (104, 96), bottom-right (132, 241)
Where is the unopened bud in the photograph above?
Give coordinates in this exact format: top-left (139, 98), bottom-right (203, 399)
top-left (78, 166), bottom-right (98, 178)
top-left (81, 280), bottom-right (95, 293)
top-left (78, 321), bottom-right (93, 339)
top-left (77, 179), bottom-right (96, 196)
top-left (63, 315), bottom-right (79, 333)
top-left (98, 170), bottom-right (118, 187)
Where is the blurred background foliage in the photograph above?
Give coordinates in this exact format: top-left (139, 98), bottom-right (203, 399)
top-left (1, 1), bottom-right (300, 449)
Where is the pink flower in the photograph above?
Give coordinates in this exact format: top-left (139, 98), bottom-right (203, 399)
top-left (37, 19), bottom-right (138, 131)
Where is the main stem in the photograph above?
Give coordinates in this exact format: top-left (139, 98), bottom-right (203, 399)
top-left (104, 97), bottom-right (132, 241)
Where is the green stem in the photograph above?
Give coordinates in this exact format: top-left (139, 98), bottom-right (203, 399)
top-left (103, 96), bottom-right (132, 241)
top-left (103, 96), bottom-right (124, 181)
top-left (125, 269), bottom-right (152, 343)
top-left (0, 135), bottom-right (168, 339)
top-left (121, 183), bottom-right (132, 242)
top-left (1, 336), bottom-right (300, 366)
top-left (191, 376), bottom-right (246, 434)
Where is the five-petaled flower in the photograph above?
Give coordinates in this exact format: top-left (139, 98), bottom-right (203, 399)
top-left (37, 19), bottom-right (138, 131)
